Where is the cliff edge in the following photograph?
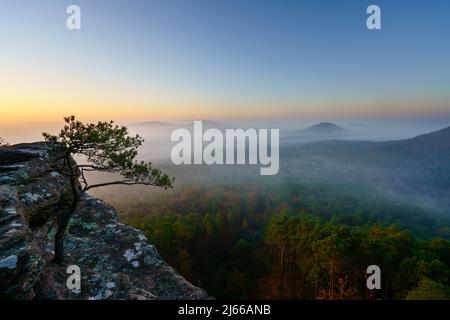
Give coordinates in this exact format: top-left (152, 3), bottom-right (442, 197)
top-left (0, 143), bottom-right (210, 300)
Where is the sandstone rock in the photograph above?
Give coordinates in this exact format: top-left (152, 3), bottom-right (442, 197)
top-left (0, 182), bottom-right (45, 299)
top-left (0, 143), bottom-right (210, 300)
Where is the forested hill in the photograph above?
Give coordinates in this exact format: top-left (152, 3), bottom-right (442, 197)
top-left (379, 125), bottom-right (450, 155)
top-left (282, 125), bottom-right (450, 213)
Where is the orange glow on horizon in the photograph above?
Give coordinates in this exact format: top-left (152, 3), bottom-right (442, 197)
top-left (2, 61), bottom-right (449, 125)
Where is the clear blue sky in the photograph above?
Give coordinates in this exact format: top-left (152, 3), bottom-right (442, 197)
top-left (1, 0), bottom-right (450, 122)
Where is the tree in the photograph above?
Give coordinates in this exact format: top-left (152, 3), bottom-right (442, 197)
top-left (43, 115), bottom-right (174, 263)
top-left (0, 137), bottom-right (9, 148)
top-left (406, 278), bottom-right (450, 300)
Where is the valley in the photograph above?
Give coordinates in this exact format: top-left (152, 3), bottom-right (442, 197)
top-left (90, 124), bottom-right (450, 299)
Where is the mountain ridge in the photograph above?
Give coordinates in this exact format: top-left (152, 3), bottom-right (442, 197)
top-left (388, 125), bottom-right (450, 153)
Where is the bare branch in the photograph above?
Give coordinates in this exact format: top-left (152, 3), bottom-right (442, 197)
top-left (82, 180), bottom-right (161, 192)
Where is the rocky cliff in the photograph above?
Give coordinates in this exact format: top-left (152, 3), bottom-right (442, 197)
top-left (0, 143), bottom-right (209, 300)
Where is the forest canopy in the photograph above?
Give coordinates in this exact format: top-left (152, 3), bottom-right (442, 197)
top-left (111, 184), bottom-right (450, 300)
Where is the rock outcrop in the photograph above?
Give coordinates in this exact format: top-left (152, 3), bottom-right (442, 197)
top-left (0, 143), bottom-right (209, 300)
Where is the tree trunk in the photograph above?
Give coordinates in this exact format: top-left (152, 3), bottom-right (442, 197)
top-left (53, 155), bottom-right (80, 265)
top-left (279, 245), bottom-right (285, 297)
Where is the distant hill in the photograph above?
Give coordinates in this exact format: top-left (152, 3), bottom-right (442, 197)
top-left (302, 122), bottom-right (347, 134)
top-left (130, 121), bottom-right (176, 127)
top-left (183, 120), bottom-right (228, 128)
top-left (294, 125), bottom-right (450, 158)
top-left (386, 125), bottom-right (450, 153)
top-left (282, 122), bottom-right (350, 143)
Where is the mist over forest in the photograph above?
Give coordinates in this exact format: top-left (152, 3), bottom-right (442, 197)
top-left (72, 118), bottom-right (450, 299)
top-left (3, 116), bottom-right (450, 299)
top-left (4, 117), bottom-right (450, 222)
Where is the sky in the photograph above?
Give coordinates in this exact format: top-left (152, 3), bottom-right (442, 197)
top-left (1, 0), bottom-right (450, 125)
